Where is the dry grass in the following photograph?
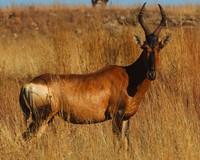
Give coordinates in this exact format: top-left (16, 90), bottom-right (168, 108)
top-left (0, 4), bottom-right (199, 160)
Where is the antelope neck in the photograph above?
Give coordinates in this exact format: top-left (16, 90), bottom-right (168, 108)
top-left (124, 51), bottom-right (148, 97)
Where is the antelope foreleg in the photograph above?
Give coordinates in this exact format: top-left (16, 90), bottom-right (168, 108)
top-left (121, 120), bottom-right (130, 159)
top-left (112, 105), bottom-right (125, 151)
top-left (112, 112), bottom-right (123, 138)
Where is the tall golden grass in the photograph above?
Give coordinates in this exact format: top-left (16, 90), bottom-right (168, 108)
top-left (0, 5), bottom-right (199, 160)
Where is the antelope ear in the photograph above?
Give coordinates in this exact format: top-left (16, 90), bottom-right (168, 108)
top-left (133, 34), bottom-right (143, 47)
top-left (160, 34), bottom-right (171, 49)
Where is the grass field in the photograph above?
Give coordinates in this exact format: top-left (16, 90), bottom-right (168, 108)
top-left (0, 4), bottom-right (199, 160)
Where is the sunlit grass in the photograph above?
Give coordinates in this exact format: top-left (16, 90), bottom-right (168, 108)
top-left (0, 4), bottom-right (199, 160)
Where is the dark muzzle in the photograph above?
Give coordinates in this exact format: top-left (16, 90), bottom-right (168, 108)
top-left (147, 71), bottom-right (156, 80)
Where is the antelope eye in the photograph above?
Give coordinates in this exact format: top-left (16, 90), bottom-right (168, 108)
top-left (141, 45), bottom-right (146, 49)
top-left (142, 45), bottom-right (150, 50)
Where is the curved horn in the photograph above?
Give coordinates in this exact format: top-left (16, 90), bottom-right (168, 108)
top-left (154, 4), bottom-right (167, 36)
top-left (138, 2), bottom-right (151, 36)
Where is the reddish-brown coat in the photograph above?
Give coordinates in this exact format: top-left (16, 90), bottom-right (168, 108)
top-left (19, 3), bottom-right (170, 155)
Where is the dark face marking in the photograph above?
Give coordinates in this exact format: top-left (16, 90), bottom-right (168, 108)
top-left (146, 34), bottom-right (159, 48)
top-left (142, 34), bottom-right (159, 81)
top-left (147, 52), bottom-right (156, 80)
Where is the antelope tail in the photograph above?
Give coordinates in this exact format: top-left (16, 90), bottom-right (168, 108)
top-left (19, 86), bottom-right (31, 124)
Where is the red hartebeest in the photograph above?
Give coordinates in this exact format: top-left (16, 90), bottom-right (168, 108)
top-left (91, 0), bottom-right (109, 7)
top-left (19, 3), bottom-right (170, 151)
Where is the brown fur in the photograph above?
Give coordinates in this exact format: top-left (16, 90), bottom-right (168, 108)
top-left (19, 3), bottom-right (170, 154)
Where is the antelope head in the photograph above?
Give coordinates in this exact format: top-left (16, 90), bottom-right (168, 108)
top-left (134, 2), bottom-right (171, 80)
top-left (92, 0), bottom-right (109, 7)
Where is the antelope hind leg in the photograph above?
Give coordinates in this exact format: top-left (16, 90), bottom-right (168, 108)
top-left (22, 121), bottom-right (38, 141)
